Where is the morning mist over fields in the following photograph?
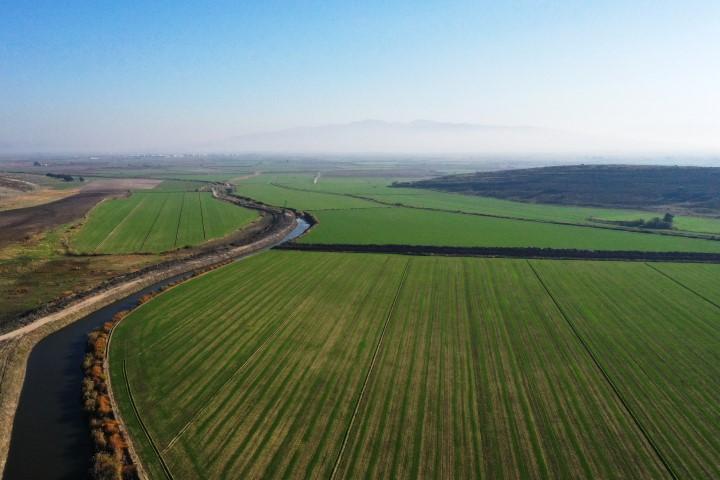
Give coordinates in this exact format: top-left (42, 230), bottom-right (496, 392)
top-left (1, 1), bottom-right (719, 156)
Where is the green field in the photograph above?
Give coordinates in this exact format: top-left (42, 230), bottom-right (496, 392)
top-left (230, 175), bottom-right (720, 250)
top-left (72, 191), bottom-right (258, 254)
top-left (235, 174), bottom-right (720, 234)
top-left (150, 180), bottom-right (206, 192)
top-left (235, 180), bottom-right (379, 210)
top-left (300, 207), bottom-right (720, 252)
top-left (110, 251), bottom-right (720, 479)
top-left (591, 211), bottom-right (720, 235)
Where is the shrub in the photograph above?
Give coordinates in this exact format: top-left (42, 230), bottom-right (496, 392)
top-left (103, 420), bottom-right (120, 435)
top-left (97, 395), bottom-right (112, 416)
top-left (122, 465), bottom-right (139, 480)
top-left (92, 452), bottom-right (122, 480)
top-left (83, 353), bottom-right (95, 370)
top-left (92, 428), bottom-right (107, 450)
top-left (108, 433), bottom-right (127, 459)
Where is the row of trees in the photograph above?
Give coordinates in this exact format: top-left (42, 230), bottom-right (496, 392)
top-left (46, 172), bottom-right (84, 182)
top-left (603, 212), bottom-right (675, 230)
top-left (82, 256), bottom-right (239, 479)
top-left (83, 316), bottom-right (136, 480)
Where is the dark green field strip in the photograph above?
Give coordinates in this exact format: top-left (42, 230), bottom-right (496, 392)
top-left (336, 257), bottom-right (667, 479)
top-left (533, 260), bottom-right (720, 478)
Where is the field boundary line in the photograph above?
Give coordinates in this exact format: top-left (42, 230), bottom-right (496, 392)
top-left (278, 243), bottom-right (720, 263)
top-left (139, 195), bottom-right (169, 251)
top-left (329, 259), bottom-right (411, 480)
top-left (93, 195), bottom-right (146, 253)
top-left (173, 192), bottom-right (186, 249)
top-left (270, 182), bottom-right (720, 243)
top-left (122, 357), bottom-right (175, 480)
top-left (199, 192), bottom-right (207, 240)
top-left (526, 260), bottom-right (679, 480)
top-left (644, 263), bottom-right (720, 311)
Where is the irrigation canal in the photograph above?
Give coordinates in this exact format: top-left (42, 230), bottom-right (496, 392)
top-left (2, 218), bottom-right (309, 480)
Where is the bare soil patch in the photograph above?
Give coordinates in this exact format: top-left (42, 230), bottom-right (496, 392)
top-left (0, 188), bottom-right (80, 212)
top-left (0, 176), bottom-right (35, 193)
top-left (81, 178), bottom-right (161, 191)
top-left (0, 191), bottom-right (118, 247)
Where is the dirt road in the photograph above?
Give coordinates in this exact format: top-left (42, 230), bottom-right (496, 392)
top-left (0, 193), bottom-right (300, 476)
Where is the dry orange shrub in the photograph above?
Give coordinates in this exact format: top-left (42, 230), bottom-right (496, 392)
top-left (97, 395), bottom-right (112, 416)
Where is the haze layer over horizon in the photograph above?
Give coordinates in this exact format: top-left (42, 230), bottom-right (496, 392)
top-left (1, 1), bottom-right (719, 154)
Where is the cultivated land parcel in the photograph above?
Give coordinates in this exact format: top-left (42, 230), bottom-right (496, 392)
top-left (7, 160), bottom-right (718, 480)
top-left (72, 190), bottom-right (257, 254)
top-left (110, 251), bottom-right (720, 479)
top-left (233, 175), bottom-right (720, 252)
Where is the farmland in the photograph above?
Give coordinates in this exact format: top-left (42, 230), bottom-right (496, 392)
top-left (232, 175), bottom-right (720, 247)
top-left (235, 174), bottom-right (720, 234)
top-left (110, 251), bottom-right (720, 479)
top-left (533, 260), bottom-right (720, 478)
top-left (298, 207), bottom-right (720, 252)
top-left (72, 191), bottom-right (258, 254)
top-left (235, 180), bottom-right (378, 210)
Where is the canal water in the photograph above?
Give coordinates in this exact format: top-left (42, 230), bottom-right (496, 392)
top-left (3, 218), bottom-right (309, 479)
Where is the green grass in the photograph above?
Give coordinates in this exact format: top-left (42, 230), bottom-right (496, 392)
top-left (0, 224), bottom-right (158, 327)
top-left (109, 251), bottom-right (720, 479)
top-left (300, 207), bottom-right (720, 252)
top-left (592, 211), bottom-right (720, 235)
top-left (533, 260), bottom-right (720, 479)
top-left (649, 262), bottom-right (720, 306)
top-left (72, 192), bottom-right (257, 254)
top-left (151, 180), bottom-right (206, 192)
top-left (232, 174), bottom-right (720, 243)
top-left (234, 180), bottom-right (378, 210)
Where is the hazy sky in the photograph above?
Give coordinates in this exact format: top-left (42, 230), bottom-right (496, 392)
top-left (1, 0), bottom-right (719, 153)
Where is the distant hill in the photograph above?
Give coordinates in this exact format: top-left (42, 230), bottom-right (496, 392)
top-left (199, 120), bottom-right (624, 154)
top-left (395, 165), bottom-right (720, 215)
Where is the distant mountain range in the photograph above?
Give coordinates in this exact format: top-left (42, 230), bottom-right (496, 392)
top-left (198, 120), bottom-right (630, 155)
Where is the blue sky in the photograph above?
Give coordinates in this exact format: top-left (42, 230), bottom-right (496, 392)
top-left (1, 0), bottom-right (719, 152)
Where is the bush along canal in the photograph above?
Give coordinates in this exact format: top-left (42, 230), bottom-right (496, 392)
top-left (2, 217), bottom-right (310, 480)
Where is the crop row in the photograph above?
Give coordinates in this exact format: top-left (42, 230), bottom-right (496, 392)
top-left (72, 192), bottom-right (257, 254)
top-left (110, 252), bottom-right (720, 478)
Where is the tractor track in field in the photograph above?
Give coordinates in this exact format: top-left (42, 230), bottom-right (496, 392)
top-left (122, 358), bottom-right (175, 479)
top-left (94, 194), bottom-right (148, 252)
top-left (139, 195), bottom-right (170, 251)
top-left (199, 192), bottom-right (208, 240)
top-left (527, 261), bottom-right (679, 480)
top-left (643, 263), bottom-right (720, 310)
top-left (173, 192), bottom-right (186, 249)
top-left (330, 259), bottom-right (411, 479)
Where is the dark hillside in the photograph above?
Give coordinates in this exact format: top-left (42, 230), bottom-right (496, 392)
top-left (395, 165), bottom-right (720, 214)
